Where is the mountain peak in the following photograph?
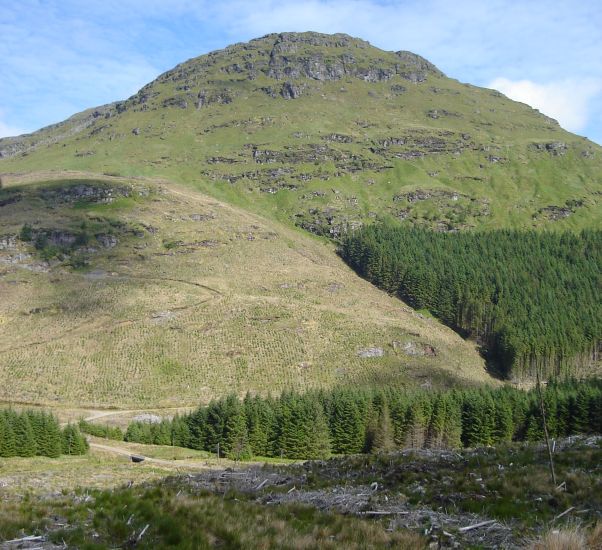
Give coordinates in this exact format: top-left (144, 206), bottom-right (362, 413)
top-left (153, 30), bottom-right (443, 93)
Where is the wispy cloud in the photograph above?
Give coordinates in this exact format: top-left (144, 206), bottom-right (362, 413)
top-left (489, 78), bottom-right (602, 134)
top-left (0, 109), bottom-right (25, 139)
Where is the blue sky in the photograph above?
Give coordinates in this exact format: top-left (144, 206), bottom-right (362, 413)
top-left (1, 0), bottom-right (601, 144)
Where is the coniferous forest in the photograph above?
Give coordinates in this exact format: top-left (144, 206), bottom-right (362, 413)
top-left (0, 409), bottom-right (88, 458)
top-left (120, 379), bottom-right (602, 460)
top-left (339, 224), bottom-right (601, 379)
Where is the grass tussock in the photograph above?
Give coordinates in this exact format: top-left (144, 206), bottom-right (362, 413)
top-left (531, 522), bottom-right (602, 550)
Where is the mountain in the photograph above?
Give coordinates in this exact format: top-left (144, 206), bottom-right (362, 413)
top-left (1, 31), bottom-right (600, 234)
top-left (1, 32), bottom-right (600, 407)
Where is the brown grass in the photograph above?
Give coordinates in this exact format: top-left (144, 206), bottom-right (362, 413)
top-left (0, 175), bottom-right (491, 409)
top-left (531, 523), bottom-right (602, 550)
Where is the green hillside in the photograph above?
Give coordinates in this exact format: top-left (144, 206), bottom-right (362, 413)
top-left (1, 32), bottom-right (600, 234)
top-left (1, 32), bottom-right (600, 408)
top-left (0, 174), bottom-right (489, 408)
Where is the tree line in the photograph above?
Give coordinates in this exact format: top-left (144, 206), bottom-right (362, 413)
top-left (339, 224), bottom-right (601, 379)
top-left (116, 379), bottom-right (602, 460)
top-left (0, 409), bottom-right (88, 458)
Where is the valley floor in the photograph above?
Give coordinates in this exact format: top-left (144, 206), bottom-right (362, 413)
top-left (1, 436), bottom-right (600, 549)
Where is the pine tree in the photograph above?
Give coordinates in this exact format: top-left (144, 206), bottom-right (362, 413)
top-left (0, 413), bottom-right (17, 457)
top-left (62, 424), bottom-right (89, 455)
top-left (427, 395), bottom-right (447, 449)
top-left (224, 409), bottom-right (252, 460)
top-left (38, 413), bottom-right (62, 458)
top-left (125, 422), bottom-right (144, 443)
top-left (329, 391), bottom-right (364, 454)
top-left (171, 415), bottom-right (191, 447)
top-left (277, 395), bottom-right (330, 459)
top-left (371, 402), bottom-right (396, 454)
top-left (245, 395), bottom-right (274, 457)
top-left (404, 400), bottom-right (426, 449)
top-left (13, 413), bottom-right (37, 457)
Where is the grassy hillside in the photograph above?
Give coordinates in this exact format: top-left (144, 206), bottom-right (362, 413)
top-left (1, 32), bottom-right (600, 234)
top-left (0, 173), bottom-right (489, 408)
top-left (1, 31), bottom-right (599, 407)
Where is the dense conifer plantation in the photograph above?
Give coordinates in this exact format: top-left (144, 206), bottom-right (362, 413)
top-left (0, 410), bottom-right (87, 458)
top-left (123, 379), bottom-right (602, 460)
top-left (339, 224), bottom-right (601, 379)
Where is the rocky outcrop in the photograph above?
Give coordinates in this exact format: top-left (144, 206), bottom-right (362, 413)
top-left (536, 199), bottom-right (584, 221)
top-left (427, 109), bottom-right (461, 119)
top-left (295, 207), bottom-right (362, 238)
top-left (531, 141), bottom-right (568, 156)
top-left (0, 235), bottom-right (17, 250)
top-left (196, 89), bottom-right (233, 109)
top-left (393, 189), bottom-right (464, 203)
top-left (280, 82), bottom-right (303, 99)
top-left (96, 234), bottom-right (118, 248)
top-left (398, 341), bottom-right (437, 357)
top-left (357, 347), bottom-right (384, 358)
top-left (322, 133), bottom-right (354, 143)
top-left (261, 32), bottom-right (440, 84)
top-left (39, 184), bottom-right (130, 204)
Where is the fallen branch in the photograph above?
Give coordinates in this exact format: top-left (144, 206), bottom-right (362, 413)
top-left (458, 520), bottom-right (497, 533)
top-left (3, 535), bottom-right (45, 544)
top-left (255, 479), bottom-right (269, 490)
top-left (359, 510), bottom-right (410, 516)
top-left (553, 506), bottom-right (575, 521)
top-left (137, 524), bottom-right (150, 542)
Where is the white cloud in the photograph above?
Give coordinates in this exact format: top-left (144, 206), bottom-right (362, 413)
top-left (0, 109), bottom-right (26, 138)
top-left (488, 77), bottom-right (602, 133)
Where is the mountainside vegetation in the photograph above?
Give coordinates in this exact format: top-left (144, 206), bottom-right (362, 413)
top-left (0, 31), bottom-right (600, 408)
top-left (1, 30), bottom-right (602, 550)
top-left (340, 223), bottom-right (601, 379)
top-left (120, 379), bottom-right (602, 460)
top-left (1, 32), bottom-right (600, 236)
top-left (0, 175), bottom-right (488, 407)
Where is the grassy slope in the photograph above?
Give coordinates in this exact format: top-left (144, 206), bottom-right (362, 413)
top-left (1, 32), bottom-right (600, 234)
top-left (0, 174), bottom-right (489, 408)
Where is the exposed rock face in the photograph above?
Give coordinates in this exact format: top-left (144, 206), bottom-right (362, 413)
top-left (39, 184), bottom-right (130, 204)
top-left (0, 235), bottom-right (17, 250)
top-left (260, 33), bottom-right (440, 84)
top-left (531, 141), bottom-right (568, 156)
top-left (148, 32), bottom-right (440, 98)
top-left (96, 234), bottom-right (118, 248)
top-left (280, 82), bottom-right (303, 99)
top-left (537, 199), bottom-right (584, 221)
top-left (29, 229), bottom-right (78, 248)
top-left (357, 347), bottom-right (384, 358)
top-left (401, 342), bottom-right (438, 357)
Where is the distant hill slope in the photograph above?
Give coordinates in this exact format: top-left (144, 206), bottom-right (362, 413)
top-left (1, 31), bottom-right (600, 233)
top-left (0, 174), bottom-right (489, 408)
